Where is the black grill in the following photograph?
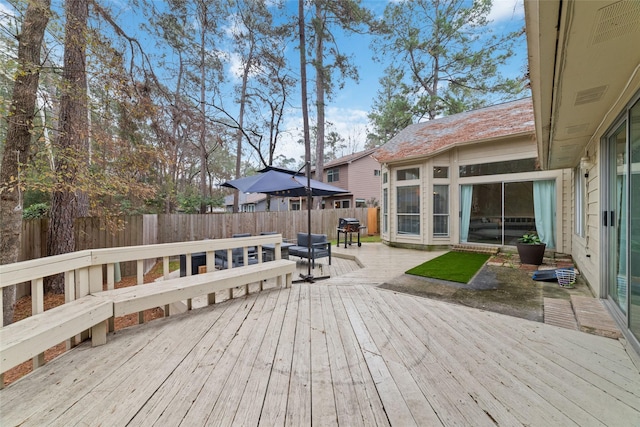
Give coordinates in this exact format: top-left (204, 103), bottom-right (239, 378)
top-left (338, 217), bottom-right (360, 232)
top-left (337, 217), bottom-right (362, 247)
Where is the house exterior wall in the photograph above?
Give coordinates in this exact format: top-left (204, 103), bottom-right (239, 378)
top-left (381, 135), bottom-right (572, 252)
top-left (571, 139), bottom-right (602, 297)
top-left (570, 84), bottom-right (640, 300)
top-left (322, 153), bottom-right (381, 208)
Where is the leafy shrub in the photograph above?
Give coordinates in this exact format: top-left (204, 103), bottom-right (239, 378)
top-left (22, 203), bottom-right (49, 219)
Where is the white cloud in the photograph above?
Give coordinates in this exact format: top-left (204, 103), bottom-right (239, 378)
top-left (487, 0), bottom-right (524, 23)
top-left (274, 106), bottom-right (371, 165)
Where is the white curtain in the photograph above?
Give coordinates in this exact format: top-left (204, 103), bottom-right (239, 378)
top-left (533, 180), bottom-right (556, 248)
top-left (460, 185), bottom-right (473, 243)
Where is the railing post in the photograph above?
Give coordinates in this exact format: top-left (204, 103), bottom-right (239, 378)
top-left (89, 265), bottom-right (102, 294)
top-left (137, 259), bottom-right (144, 324)
top-left (76, 268), bottom-right (90, 342)
top-left (206, 251), bottom-right (215, 305)
top-left (31, 278), bottom-right (44, 368)
top-left (106, 264), bottom-right (116, 332)
top-left (65, 271), bottom-right (78, 348)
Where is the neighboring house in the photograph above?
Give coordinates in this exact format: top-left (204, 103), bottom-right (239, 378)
top-left (373, 98), bottom-right (572, 253)
top-left (525, 0), bottom-right (640, 354)
top-left (224, 192), bottom-right (292, 212)
top-left (317, 148), bottom-right (381, 209)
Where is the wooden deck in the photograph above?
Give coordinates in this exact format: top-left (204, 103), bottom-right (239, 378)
top-left (2, 245), bottom-right (639, 426)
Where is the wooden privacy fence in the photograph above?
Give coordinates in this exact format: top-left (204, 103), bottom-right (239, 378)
top-left (20, 208), bottom-right (377, 265)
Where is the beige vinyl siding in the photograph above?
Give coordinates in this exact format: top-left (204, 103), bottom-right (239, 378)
top-left (572, 141), bottom-right (601, 296)
top-left (346, 156), bottom-right (382, 204)
top-left (457, 137), bottom-right (537, 165)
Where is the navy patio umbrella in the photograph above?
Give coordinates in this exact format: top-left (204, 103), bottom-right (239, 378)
top-left (222, 165), bottom-right (348, 282)
top-left (221, 167), bottom-right (347, 197)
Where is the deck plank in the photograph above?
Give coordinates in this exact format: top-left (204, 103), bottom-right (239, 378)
top-left (309, 284), bottom-right (338, 426)
top-left (179, 291), bottom-right (270, 425)
top-left (207, 287), bottom-right (283, 426)
top-left (40, 302), bottom-right (228, 426)
top-left (232, 287), bottom-right (291, 426)
top-left (285, 283), bottom-right (312, 426)
top-left (327, 285), bottom-right (390, 426)
top-left (425, 297), bottom-right (635, 426)
top-left (347, 286), bottom-right (446, 426)
top-left (259, 284), bottom-right (301, 426)
top-left (2, 244), bottom-right (639, 427)
top-left (376, 287), bottom-right (558, 426)
top-left (339, 286), bottom-right (418, 426)
top-left (320, 284), bottom-right (369, 426)
top-left (129, 292), bottom-right (260, 426)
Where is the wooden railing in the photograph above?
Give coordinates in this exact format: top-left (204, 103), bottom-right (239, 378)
top-left (0, 234), bottom-right (289, 383)
top-left (1, 234), bottom-right (288, 323)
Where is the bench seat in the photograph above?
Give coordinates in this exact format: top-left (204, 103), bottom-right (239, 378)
top-left (0, 295), bottom-right (113, 374)
top-left (95, 259), bottom-right (296, 317)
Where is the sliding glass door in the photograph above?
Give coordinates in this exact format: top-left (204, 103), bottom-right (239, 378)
top-left (462, 180), bottom-right (554, 246)
top-left (607, 123), bottom-right (628, 313)
top-left (606, 98), bottom-right (639, 343)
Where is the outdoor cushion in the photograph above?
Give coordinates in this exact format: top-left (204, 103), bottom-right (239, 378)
top-left (288, 233), bottom-right (331, 267)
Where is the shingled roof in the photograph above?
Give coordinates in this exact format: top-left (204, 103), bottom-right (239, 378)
top-left (324, 147), bottom-right (378, 168)
top-left (373, 98), bottom-right (534, 164)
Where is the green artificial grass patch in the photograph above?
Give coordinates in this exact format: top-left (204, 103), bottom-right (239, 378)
top-left (405, 251), bottom-right (491, 283)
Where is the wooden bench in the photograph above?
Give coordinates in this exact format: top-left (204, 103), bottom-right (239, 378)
top-left (0, 296), bottom-right (113, 376)
top-left (94, 259), bottom-right (296, 318)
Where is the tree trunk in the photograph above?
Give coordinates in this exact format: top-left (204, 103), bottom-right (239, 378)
top-left (233, 45), bottom-right (252, 213)
top-left (314, 1), bottom-right (325, 209)
top-left (0, 0), bottom-right (51, 325)
top-left (198, 8), bottom-right (208, 214)
top-left (47, 0), bottom-right (88, 294)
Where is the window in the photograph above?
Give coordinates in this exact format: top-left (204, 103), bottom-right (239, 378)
top-left (433, 166), bottom-right (448, 179)
top-left (382, 172), bottom-right (388, 184)
top-left (334, 199), bottom-right (350, 208)
top-left (397, 168), bottom-right (419, 181)
top-left (327, 168), bottom-right (340, 182)
top-left (383, 188), bottom-right (388, 233)
top-left (459, 158), bottom-right (539, 177)
top-left (397, 186), bottom-right (420, 235)
top-left (355, 199), bottom-right (366, 208)
top-left (290, 200), bottom-right (301, 211)
top-left (374, 169), bottom-right (381, 176)
top-left (574, 167), bottom-right (585, 237)
top-left (242, 204), bottom-right (255, 213)
top-left (433, 185), bottom-right (449, 237)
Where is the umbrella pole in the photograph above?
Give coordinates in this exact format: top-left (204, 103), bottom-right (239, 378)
top-left (293, 160), bottom-right (330, 283)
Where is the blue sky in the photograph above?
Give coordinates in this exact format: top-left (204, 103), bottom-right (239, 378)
top-left (0, 0), bottom-right (527, 165)
top-left (274, 0), bottom-right (527, 162)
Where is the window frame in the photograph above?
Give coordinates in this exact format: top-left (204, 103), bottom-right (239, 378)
top-left (327, 168), bottom-right (340, 182)
top-left (396, 185), bottom-right (421, 235)
top-left (433, 184), bottom-right (449, 237)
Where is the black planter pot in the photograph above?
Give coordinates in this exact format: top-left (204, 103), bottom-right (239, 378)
top-left (516, 243), bottom-right (546, 265)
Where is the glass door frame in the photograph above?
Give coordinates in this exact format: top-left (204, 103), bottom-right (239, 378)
top-left (601, 94), bottom-right (637, 328)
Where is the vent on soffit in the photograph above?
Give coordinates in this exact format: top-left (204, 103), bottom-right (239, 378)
top-left (575, 86), bottom-right (608, 106)
top-left (565, 123), bottom-right (590, 135)
top-left (591, 0), bottom-right (640, 45)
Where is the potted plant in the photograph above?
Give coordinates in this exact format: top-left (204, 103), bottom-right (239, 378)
top-left (516, 233), bottom-right (546, 265)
